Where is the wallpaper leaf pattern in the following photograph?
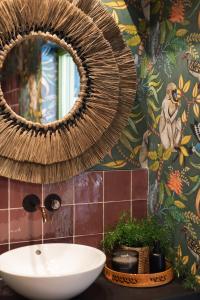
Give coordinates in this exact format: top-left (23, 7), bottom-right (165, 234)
top-left (99, 0), bottom-right (200, 285)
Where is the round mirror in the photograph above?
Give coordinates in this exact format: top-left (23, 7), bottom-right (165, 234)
top-left (1, 36), bottom-right (80, 124)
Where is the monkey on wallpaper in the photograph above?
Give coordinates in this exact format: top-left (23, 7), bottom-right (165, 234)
top-left (159, 82), bottom-right (182, 150)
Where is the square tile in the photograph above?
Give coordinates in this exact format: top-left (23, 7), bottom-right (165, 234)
top-left (104, 201), bottom-right (131, 232)
top-left (75, 203), bottom-right (103, 235)
top-left (43, 206), bottom-right (73, 239)
top-left (132, 200), bottom-right (147, 219)
top-left (0, 244), bottom-right (9, 254)
top-left (132, 169), bottom-right (148, 200)
top-left (43, 178), bottom-right (74, 205)
top-left (74, 171), bottom-right (103, 204)
top-left (10, 209), bottom-right (42, 242)
top-left (104, 171), bottom-right (131, 202)
top-left (74, 234), bottom-right (103, 249)
top-left (0, 210), bottom-right (8, 244)
top-left (10, 180), bottom-right (42, 208)
top-left (0, 177), bottom-right (8, 209)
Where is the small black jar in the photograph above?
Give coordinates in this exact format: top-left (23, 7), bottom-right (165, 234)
top-left (150, 240), bottom-right (165, 273)
top-left (111, 250), bottom-right (139, 274)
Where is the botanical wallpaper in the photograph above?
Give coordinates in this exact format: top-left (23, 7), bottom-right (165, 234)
top-left (96, 0), bottom-right (147, 170)
top-left (99, 0), bottom-right (200, 285)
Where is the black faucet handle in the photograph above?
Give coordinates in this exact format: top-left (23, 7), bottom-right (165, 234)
top-left (44, 194), bottom-right (62, 211)
top-left (23, 194), bottom-right (40, 212)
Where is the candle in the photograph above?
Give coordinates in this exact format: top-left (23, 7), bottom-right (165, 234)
top-left (111, 250), bottom-right (138, 274)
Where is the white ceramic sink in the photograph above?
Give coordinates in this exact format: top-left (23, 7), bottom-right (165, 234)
top-left (0, 243), bottom-right (106, 300)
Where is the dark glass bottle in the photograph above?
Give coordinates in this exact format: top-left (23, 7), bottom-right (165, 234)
top-left (150, 240), bottom-right (165, 273)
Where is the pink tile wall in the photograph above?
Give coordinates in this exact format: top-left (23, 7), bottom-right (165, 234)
top-left (0, 169), bottom-right (148, 254)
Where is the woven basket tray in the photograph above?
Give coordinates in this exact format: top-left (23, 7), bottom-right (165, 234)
top-left (104, 261), bottom-right (174, 288)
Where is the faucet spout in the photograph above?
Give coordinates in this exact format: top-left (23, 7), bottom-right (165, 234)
top-left (39, 206), bottom-right (48, 223)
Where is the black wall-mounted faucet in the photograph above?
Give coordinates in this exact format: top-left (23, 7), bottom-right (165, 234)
top-left (23, 194), bottom-right (62, 223)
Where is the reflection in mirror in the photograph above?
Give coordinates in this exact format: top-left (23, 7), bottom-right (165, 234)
top-left (1, 37), bottom-right (80, 124)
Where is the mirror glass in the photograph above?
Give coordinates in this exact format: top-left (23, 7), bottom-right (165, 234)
top-left (0, 37), bottom-right (80, 124)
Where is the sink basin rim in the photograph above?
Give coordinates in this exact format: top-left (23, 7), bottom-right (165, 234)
top-left (0, 243), bottom-right (106, 279)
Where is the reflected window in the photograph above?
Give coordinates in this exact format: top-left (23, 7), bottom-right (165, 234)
top-left (1, 37), bottom-right (80, 124)
top-left (58, 49), bottom-right (80, 120)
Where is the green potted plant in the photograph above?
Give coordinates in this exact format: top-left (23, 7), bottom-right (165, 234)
top-left (102, 214), bottom-right (171, 274)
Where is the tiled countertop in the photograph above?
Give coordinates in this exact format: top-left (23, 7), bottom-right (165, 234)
top-left (0, 275), bottom-right (199, 300)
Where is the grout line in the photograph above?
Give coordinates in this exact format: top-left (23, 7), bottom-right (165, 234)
top-left (8, 238), bottom-right (43, 245)
top-left (102, 171), bottom-right (105, 240)
top-left (74, 233), bottom-right (103, 238)
top-left (0, 233), bottom-right (105, 246)
top-left (42, 236), bottom-right (73, 241)
top-left (0, 242), bottom-right (10, 246)
top-left (41, 184), bottom-right (44, 244)
top-left (8, 179), bottom-right (10, 250)
top-left (132, 198), bottom-right (147, 201)
top-left (130, 170), bottom-right (132, 218)
top-left (7, 199), bottom-right (132, 210)
top-left (72, 177), bottom-right (75, 244)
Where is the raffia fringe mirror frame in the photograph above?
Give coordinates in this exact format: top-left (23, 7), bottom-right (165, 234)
top-left (0, 0), bottom-right (136, 184)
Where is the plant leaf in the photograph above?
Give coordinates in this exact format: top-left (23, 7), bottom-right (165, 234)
top-left (160, 21), bottom-right (166, 44)
top-left (177, 244), bottom-right (182, 257)
top-left (183, 80), bottom-right (191, 93)
top-left (104, 1), bottom-right (127, 9)
top-left (193, 103), bottom-right (199, 118)
top-left (148, 107), bottom-right (156, 122)
top-left (195, 189), bottom-right (200, 217)
top-left (196, 275), bottom-right (200, 284)
top-left (120, 135), bottom-right (133, 152)
top-left (179, 152), bottom-right (184, 165)
top-left (179, 75), bottom-right (184, 89)
top-left (149, 161), bottom-right (159, 172)
top-left (193, 83), bottom-right (198, 98)
top-left (128, 118), bottom-right (138, 134)
top-left (165, 184), bottom-right (171, 196)
top-left (191, 262), bottom-right (197, 275)
top-left (190, 161), bottom-right (200, 170)
top-left (176, 29), bottom-right (188, 37)
top-left (123, 129), bottom-right (138, 142)
top-left (159, 182), bottom-right (164, 205)
top-left (181, 135), bottom-right (192, 145)
top-left (158, 144), bottom-right (163, 158)
top-left (148, 151), bottom-right (158, 160)
top-left (180, 146), bottom-right (189, 157)
top-left (179, 194), bottom-right (187, 201)
top-left (152, 0), bottom-right (161, 14)
top-left (163, 148), bottom-right (172, 160)
top-left (186, 176), bottom-right (200, 195)
top-left (102, 160), bottom-right (127, 168)
top-left (174, 201), bottom-right (186, 209)
top-left (149, 99), bottom-right (160, 112)
top-left (127, 36), bottom-right (141, 47)
top-left (189, 175), bottom-right (199, 182)
top-left (112, 10), bottom-right (119, 24)
top-left (182, 255), bottom-right (189, 264)
top-left (181, 110), bottom-right (187, 123)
